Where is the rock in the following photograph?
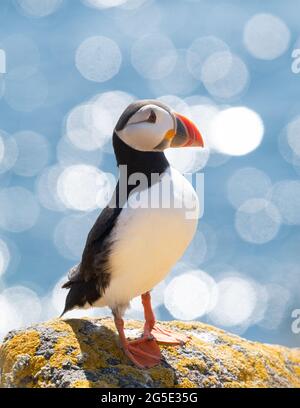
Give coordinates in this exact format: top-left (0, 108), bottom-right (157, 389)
top-left (0, 317), bottom-right (299, 388)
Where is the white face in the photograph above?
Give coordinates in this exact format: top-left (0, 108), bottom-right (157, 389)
top-left (115, 104), bottom-right (175, 152)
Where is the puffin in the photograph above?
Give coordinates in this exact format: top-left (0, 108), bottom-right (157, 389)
top-left (61, 100), bottom-right (204, 368)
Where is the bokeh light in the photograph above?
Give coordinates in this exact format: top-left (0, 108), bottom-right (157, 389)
top-left (165, 147), bottom-right (209, 173)
top-left (150, 50), bottom-right (198, 96)
top-left (182, 223), bottom-right (217, 266)
top-left (54, 213), bottom-right (97, 260)
top-left (57, 164), bottom-right (114, 211)
top-left (120, 0), bottom-right (148, 10)
top-left (0, 238), bottom-right (10, 277)
top-left (35, 164), bottom-right (66, 212)
top-left (65, 103), bottom-right (102, 151)
top-left (227, 167), bottom-right (272, 209)
top-left (51, 275), bottom-right (68, 314)
top-left (0, 187), bottom-right (40, 232)
top-left (112, 1), bottom-right (162, 39)
top-left (91, 90), bottom-right (135, 151)
top-left (0, 75), bottom-right (5, 99)
top-left (82, 0), bottom-right (129, 10)
top-left (210, 107), bottom-right (264, 155)
top-left (258, 284), bottom-right (291, 330)
top-left (286, 115), bottom-right (300, 157)
top-left (4, 70), bottom-right (48, 112)
top-left (157, 95), bottom-right (189, 112)
top-left (14, 0), bottom-right (63, 18)
top-left (0, 135), bottom-right (6, 162)
top-left (131, 33), bottom-right (177, 80)
top-left (0, 34), bottom-right (45, 112)
top-left (200, 51), bottom-right (232, 84)
top-left (0, 286), bottom-right (41, 339)
top-left (235, 199), bottom-right (281, 244)
top-left (206, 150), bottom-right (231, 167)
top-left (202, 53), bottom-right (249, 100)
top-left (11, 131), bottom-right (50, 177)
top-left (191, 269), bottom-right (218, 313)
top-left (271, 180), bottom-right (300, 225)
top-left (0, 130), bottom-right (18, 174)
top-left (278, 125), bottom-right (300, 167)
top-left (75, 36), bottom-right (122, 83)
top-left (57, 136), bottom-right (103, 167)
top-left (164, 273), bottom-right (211, 320)
top-left (209, 276), bottom-right (257, 327)
top-left (243, 13), bottom-right (290, 60)
top-left (66, 91), bottom-right (135, 152)
top-left (187, 36), bottom-right (230, 80)
top-left (0, 34), bottom-right (40, 75)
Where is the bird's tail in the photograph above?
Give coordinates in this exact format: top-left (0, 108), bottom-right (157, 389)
top-left (60, 281), bottom-right (83, 318)
top-left (61, 280), bottom-right (72, 289)
top-left (60, 263), bottom-right (81, 317)
top-left (60, 276), bottom-right (99, 318)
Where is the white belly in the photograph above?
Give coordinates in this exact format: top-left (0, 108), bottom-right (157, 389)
top-left (96, 167), bottom-right (200, 309)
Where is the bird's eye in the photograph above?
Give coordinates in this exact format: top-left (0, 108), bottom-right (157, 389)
top-left (147, 110), bottom-right (156, 123)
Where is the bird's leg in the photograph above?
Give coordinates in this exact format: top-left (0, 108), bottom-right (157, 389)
top-left (141, 291), bottom-right (190, 345)
top-left (113, 315), bottom-right (161, 369)
top-left (142, 291), bottom-right (156, 338)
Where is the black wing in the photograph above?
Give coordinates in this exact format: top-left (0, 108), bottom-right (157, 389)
top-left (81, 204), bottom-right (122, 282)
top-left (61, 202), bottom-right (122, 315)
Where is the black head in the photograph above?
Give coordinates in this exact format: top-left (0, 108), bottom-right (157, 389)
top-left (114, 99), bottom-right (203, 152)
top-left (113, 99), bottom-right (204, 169)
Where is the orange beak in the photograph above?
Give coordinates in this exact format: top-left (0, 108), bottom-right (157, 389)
top-left (171, 112), bottom-right (204, 148)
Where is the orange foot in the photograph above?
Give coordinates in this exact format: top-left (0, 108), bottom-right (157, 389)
top-left (123, 336), bottom-right (161, 369)
top-left (151, 324), bottom-right (190, 345)
top-left (114, 316), bottom-right (161, 369)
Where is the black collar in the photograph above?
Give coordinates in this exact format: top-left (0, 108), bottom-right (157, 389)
top-left (113, 132), bottom-right (170, 206)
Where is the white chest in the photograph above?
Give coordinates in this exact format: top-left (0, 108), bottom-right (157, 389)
top-left (98, 167), bottom-right (200, 309)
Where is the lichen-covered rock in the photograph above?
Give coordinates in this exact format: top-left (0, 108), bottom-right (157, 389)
top-left (0, 317), bottom-right (299, 388)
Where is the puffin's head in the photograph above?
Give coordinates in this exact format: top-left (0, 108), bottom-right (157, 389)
top-left (114, 100), bottom-right (204, 152)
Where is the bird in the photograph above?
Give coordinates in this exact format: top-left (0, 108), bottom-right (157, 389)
top-left (61, 100), bottom-right (204, 368)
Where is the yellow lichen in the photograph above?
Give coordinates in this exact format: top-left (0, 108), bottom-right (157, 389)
top-left (74, 379), bottom-right (91, 388)
top-left (1, 318), bottom-right (300, 388)
top-left (148, 366), bottom-right (175, 388)
top-left (72, 379), bottom-right (118, 388)
top-left (176, 378), bottom-right (197, 388)
top-left (0, 331), bottom-right (50, 387)
top-left (0, 331), bottom-right (40, 375)
top-left (49, 335), bottom-right (80, 369)
top-left (118, 365), bottom-right (147, 382)
top-left (177, 356), bottom-right (207, 375)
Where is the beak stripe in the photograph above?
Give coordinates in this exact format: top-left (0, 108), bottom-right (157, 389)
top-left (175, 113), bottom-right (204, 147)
